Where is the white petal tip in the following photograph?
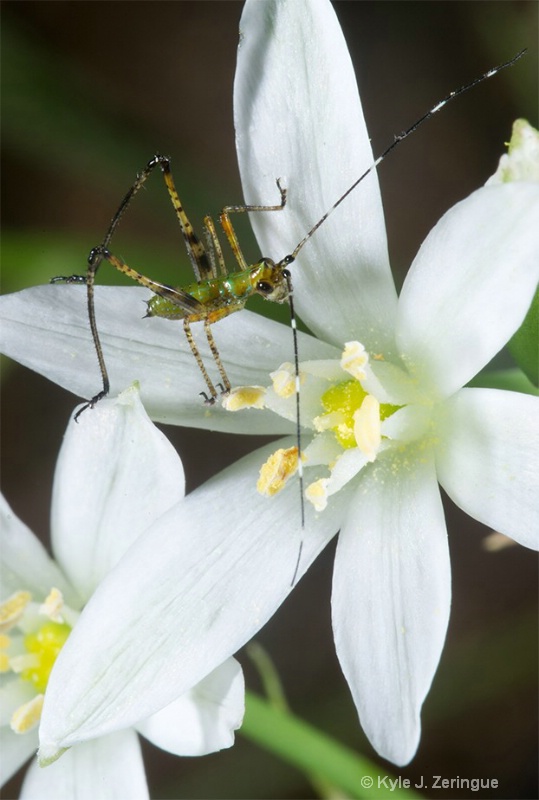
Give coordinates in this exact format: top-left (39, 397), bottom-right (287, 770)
top-left (37, 744), bottom-right (69, 767)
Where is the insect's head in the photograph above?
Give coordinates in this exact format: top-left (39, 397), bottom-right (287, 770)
top-left (251, 257), bottom-right (293, 303)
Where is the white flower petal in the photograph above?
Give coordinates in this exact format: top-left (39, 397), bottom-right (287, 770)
top-left (51, 386), bottom-right (185, 602)
top-left (381, 404), bottom-right (431, 442)
top-left (396, 183), bottom-right (539, 397)
top-left (136, 657), bottom-right (244, 756)
top-left (486, 119), bottom-right (539, 185)
top-left (435, 388), bottom-right (539, 549)
top-left (28, 730), bottom-right (148, 799)
top-left (0, 725), bottom-right (38, 787)
top-left (235, 0), bottom-right (397, 354)
top-left (332, 451), bottom-right (450, 766)
top-left (0, 495), bottom-right (77, 607)
top-left (39, 439), bottom-right (348, 749)
top-left (0, 286), bottom-right (333, 434)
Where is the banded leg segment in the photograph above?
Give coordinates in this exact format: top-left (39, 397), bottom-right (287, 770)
top-left (88, 246), bottom-right (228, 404)
top-left (219, 178), bottom-right (287, 271)
top-left (78, 155), bottom-right (213, 411)
top-left (182, 318), bottom-right (230, 403)
top-left (93, 155), bottom-right (213, 282)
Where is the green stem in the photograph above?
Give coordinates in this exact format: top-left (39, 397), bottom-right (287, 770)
top-left (241, 691), bottom-right (423, 800)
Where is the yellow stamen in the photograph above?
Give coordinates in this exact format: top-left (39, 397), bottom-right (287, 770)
top-left (270, 363), bottom-right (296, 398)
top-left (257, 447), bottom-right (298, 497)
top-left (11, 693), bottom-right (44, 734)
top-left (222, 386), bottom-right (266, 411)
top-left (313, 410), bottom-right (346, 432)
top-left (340, 341), bottom-right (369, 380)
top-left (40, 588), bottom-right (65, 622)
top-left (305, 479), bottom-right (329, 512)
top-left (353, 395), bottom-right (381, 461)
top-left (0, 591), bottom-right (32, 632)
top-left (10, 653), bottom-right (40, 673)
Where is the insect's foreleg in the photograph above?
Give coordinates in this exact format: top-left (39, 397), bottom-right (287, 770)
top-left (97, 156), bottom-right (170, 253)
top-left (203, 215), bottom-right (226, 278)
top-left (220, 178), bottom-right (288, 271)
top-left (183, 319), bottom-right (219, 404)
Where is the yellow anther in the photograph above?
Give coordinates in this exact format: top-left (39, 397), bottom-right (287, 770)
top-left (40, 588), bottom-right (65, 622)
top-left (313, 410), bottom-right (346, 432)
top-left (353, 395), bottom-right (381, 461)
top-left (222, 386), bottom-right (266, 411)
top-left (341, 341), bottom-right (369, 380)
top-left (270, 363), bottom-right (296, 398)
top-left (0, 652), bottom-right (10, 672)
top-left (305, 479), bottom-right (329, 512)
top-left (11, 693), bottom-right (44, 734)
top-left (257, 447), bottom-right (299, 497)
top-left (0, 591), bottom-right (32, 632)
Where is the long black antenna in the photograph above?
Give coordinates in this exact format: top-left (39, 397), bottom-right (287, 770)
top-left (284, 270), bottom-right (305, 587)
top-left (290, 49), bottom-right (526, 259)
top-left (286, 48), bottom-right (525, 585)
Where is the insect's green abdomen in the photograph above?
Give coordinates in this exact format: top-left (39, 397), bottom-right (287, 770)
top-left (147, 268), bottom-right (257, 322)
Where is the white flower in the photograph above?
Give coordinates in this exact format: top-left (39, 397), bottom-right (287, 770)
top-left (0, 387), bottom-right (244, 796)
top-left (0, 0), bottom-right (538, 769)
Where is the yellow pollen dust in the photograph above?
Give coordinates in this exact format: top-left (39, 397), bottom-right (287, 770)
top-left (257, 447), bottom-right (299, 497)
top-left (21, 620), bottom-right (72, 692)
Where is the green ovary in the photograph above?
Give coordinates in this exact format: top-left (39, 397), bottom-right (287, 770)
top-left (22, 621), bottom-right (71, 692)
top-left (320, 380), bottom-right (400, 449)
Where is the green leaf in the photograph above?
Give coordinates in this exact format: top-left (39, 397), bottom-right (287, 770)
top-left (507, 287), bottom-right (539, 386)
top-left (242, 692), bottom-right (423, 799)
top-left (468, 367), bottom-right (539, 395)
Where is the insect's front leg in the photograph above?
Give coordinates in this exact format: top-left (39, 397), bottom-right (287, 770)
top-left (219, 178), bottom-right (288, 271)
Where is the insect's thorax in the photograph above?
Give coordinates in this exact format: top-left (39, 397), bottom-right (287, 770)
top-left (147, 258), bottom-right (289, 323)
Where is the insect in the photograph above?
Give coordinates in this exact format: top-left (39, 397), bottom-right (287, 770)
top-left (52, 50), bottom-right (524, 572)
top-left (53, 49), bottom-right (525, 417)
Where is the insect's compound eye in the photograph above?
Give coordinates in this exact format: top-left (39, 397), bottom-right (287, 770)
top-left (256, 280), bottom-right (273, 295)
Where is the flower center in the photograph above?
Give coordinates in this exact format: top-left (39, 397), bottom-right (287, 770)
top-left (223, 340), bottom-right (428, 511)
top-left (21, 619), bottom-right (71, 692)
top-left (0, 588), bottom-right (73, 733)
top-left (317, 379), bottom-right (400, 449)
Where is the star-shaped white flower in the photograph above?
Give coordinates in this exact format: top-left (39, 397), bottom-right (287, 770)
top-left (0, 0), bottom-right (538, 768)
top-left (0, 387), bottom-right (244, 796)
